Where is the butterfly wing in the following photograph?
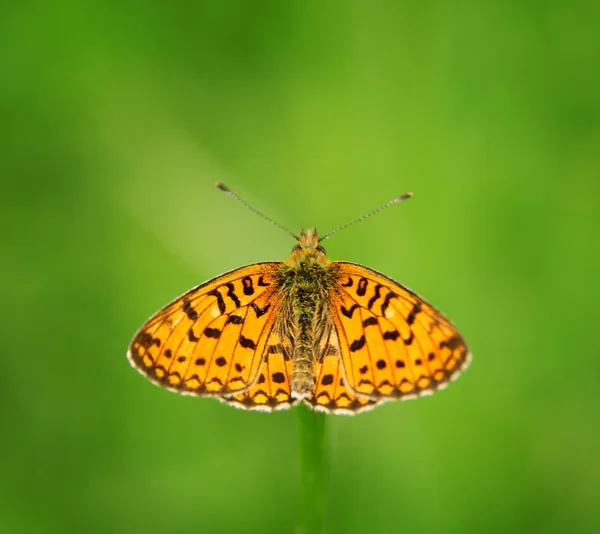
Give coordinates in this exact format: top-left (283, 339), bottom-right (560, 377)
top-left (330, 262), bottom-right (471, 402)
top-left (128, 262), bottom-right (288, 406)
top-left (222, 329), bottom-right (296, 411)
top-left (305, 327), bottom-right (381, 414)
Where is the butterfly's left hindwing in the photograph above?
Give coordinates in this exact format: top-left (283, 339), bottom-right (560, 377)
top-left (128, 263), bottom-right (283, 400)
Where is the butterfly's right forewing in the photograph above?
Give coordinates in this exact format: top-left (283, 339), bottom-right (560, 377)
top-left (128, 263), bottom-right (282, 398)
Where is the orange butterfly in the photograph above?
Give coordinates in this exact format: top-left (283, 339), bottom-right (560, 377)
top-left (127, 184), bottom-right (470, 414)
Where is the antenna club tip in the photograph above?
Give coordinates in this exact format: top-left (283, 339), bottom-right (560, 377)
top-left (215, 182), bottom-right (230, 192)
top-left (392, 192), bottom-right (413, 203)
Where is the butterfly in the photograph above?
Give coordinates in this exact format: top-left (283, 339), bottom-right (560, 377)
top-left (127, 184), bottom-right (470, 414)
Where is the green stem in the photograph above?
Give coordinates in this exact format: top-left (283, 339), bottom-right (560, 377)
top-left (297, 405), bottom-right (327, 534)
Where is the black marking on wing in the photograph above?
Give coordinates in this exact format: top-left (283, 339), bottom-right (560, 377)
top-left (239, 335), bottom-right (257, 350)
top-left (380, 291), bottom-right (398, 316)
top-left (440, 335), bottom-right (463, 351)
top-left (136, 332), bottom-right (161, 348)
top-left (207, 290), bottom-right (225, 315)
top-left (367, 284), bottom-right (382, 310)
top-left (242, 276), bottom-right (254, 296)
top-left (182, 298), bottom-right (199, 320)
top-left (203, 327), bottom-right (221, 339)
top-left (362, 317), bottom-right (378, 327)
top-left (272, 372), bottom-right (285, 384)
top-left (382, 330), bottom-right (400, 341)
top-left (321, 374), bottom-right (334, 386)
top-left (341, 304), bottom-right (359, 318)
top-left (251, 303), bottom-right (270, 318)
top-left (356, 277), bottom-right (368, 297)
top-left (350, 335), bottom-right (366, 352)
top-left (406, 302), bottom-right (422, 325)
top-left (225, 283), bottom-right (241, 308)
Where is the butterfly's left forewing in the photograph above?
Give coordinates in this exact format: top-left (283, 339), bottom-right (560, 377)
top-left (330, 262), bottom-right (471, 402)
top-left (128, 263), bottom-right (283, 400)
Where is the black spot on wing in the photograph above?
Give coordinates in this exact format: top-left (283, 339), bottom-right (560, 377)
top-left (362, 317), bottom-right (378, 327)
top-left (342, 277), bottom-right (353, 287)
top-left (242, 276), bottom-right (254, 296)
top-left (182, 298), bottom-right (199, 320)
top-left (321, 374), bottom-right (334, 386)
top-left (251, 303), bottom-right (270, 318)
top-left (136, 332), bottom-right (161, 348)
top-left (382, 330), bottom-right (400, 341)
top-left (356, 277), bottom-right (368, 297)
top-left (203, 327), bottom-right (221, 339)
top-left (227, 315), bottom-right (244, 325)
top-left (350, 336), bottom-right (366, 352)
top-left (239, 336), bottom-right (257, 350)
top-left (272, 372), bottom-right (285, 384)
top-left (188, 328), bottom-right (200, 342)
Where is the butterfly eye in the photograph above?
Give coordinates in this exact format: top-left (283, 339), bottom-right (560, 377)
top-left (317, 244), bottom-right (326, 254)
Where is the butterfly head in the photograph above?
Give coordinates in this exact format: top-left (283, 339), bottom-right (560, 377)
top-left (288, 228), bottom-right (328, 264)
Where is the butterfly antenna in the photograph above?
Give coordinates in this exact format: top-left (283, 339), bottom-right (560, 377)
top-left (215, 183), bottom-right (298, 240)
top-left (320, 192), bottom-right (413, 241)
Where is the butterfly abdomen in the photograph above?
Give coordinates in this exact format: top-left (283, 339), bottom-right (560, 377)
top-left (277, 252), bottom-right (340, 399)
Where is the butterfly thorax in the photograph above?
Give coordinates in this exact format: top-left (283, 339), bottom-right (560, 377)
top-left (276, 229), bottom-right (340, 398)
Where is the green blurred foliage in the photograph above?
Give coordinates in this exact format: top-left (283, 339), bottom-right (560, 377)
top-left (2, 1), bottom-right (599, 533)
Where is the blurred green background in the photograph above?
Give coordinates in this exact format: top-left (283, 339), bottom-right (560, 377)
top-left (2, 1), bottom-right (599, 533)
